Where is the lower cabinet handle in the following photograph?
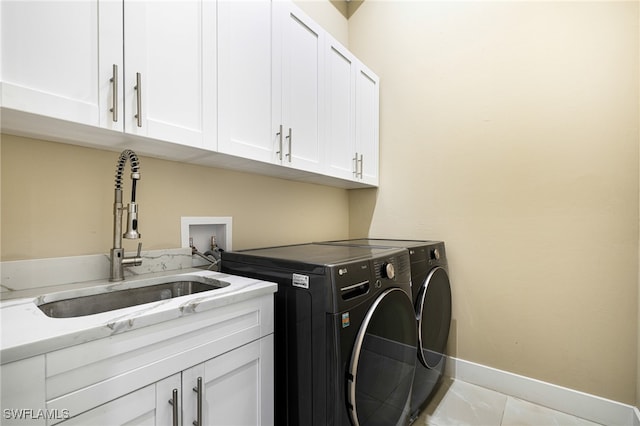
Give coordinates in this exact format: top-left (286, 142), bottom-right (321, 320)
top-left (192, 377), bottom-right (202, 426)
top-left (168, 388), bottom-right (179, 426)
top-left (134, 72), bottom-right (142, 128)
top-left (110, 64), bottom-right (118, 122)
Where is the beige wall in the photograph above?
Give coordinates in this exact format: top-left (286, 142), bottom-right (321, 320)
top-left (0, 135), bottom-right (350, 259)
top-left (348, 1), bottom-right (639, 404)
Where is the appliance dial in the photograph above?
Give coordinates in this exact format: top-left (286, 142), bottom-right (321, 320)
top-left (430, 248), bottom-right (440, 260)
top-left (381, 262), bottom-right (395, 279)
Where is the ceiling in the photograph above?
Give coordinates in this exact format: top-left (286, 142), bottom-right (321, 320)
top-left (330, 0), bottom-right (364, 19)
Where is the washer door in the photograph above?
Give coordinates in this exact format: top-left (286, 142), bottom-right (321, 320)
top-left (416, 266), bottom-right (452, 368)
top-left (347, 288), bottom-right (417, 426)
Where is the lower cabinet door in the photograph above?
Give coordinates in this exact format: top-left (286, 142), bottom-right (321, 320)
top-left (57, 336), bottom-right (274, 426)
top-left (182, 336), bottom-right (274, 426)
top-left (60, 374), bottom-right (181, 426)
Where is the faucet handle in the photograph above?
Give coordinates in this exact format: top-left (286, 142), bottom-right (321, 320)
top-left (122, 242), bottom-right (143, 267)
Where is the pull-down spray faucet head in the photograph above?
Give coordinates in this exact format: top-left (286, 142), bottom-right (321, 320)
top-left (122, 173), bottom-right (141, 239)
top-left (110, 149), bottom-right (143, 281)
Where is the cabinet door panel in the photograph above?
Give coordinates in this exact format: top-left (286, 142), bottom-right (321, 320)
top-left (124, 0), bottom-right (215, 149)
top-left (217, 0), bottom-right (273, 162)
top-left (99, 0), bottom-right (124, 132)
top-left (206, 337), bottom-right (274, 426)
top-left (279, 3), bottom-right (324, 172)
top-left (0, 357), bottom-right (46, 426)
top-left (61, 386), bottom-right (155, 426)
top-left (59, 374), bottom-right (180, 426)
top-left (1, 1), bottom-right (105, 126)
top-left (356, 65), bottom-right (380, 185)
top-left (181, 336), bottom-right (274, 426)
top-left (325, 39), bottom-right (356, 180)
top-left (155, 375), bottom-right (182, 426)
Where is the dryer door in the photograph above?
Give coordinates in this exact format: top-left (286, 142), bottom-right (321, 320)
top-left (347, 288), bottom-right (417, 426)
top-left (416, 266), bottom-right (452, 368)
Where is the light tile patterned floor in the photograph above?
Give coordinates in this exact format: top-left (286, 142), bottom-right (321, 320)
top-left (413, 378), bottom-right (603, 426)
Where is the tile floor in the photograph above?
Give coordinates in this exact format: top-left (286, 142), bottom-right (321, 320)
top-left (412, 378), bottom-right (603, 426)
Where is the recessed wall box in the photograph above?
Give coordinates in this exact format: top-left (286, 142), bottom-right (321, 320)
top-left (181, 217), bottom-right (232, 268)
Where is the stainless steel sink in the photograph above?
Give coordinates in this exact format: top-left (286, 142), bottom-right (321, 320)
top-left (37, 275), bottom-right (229, 318)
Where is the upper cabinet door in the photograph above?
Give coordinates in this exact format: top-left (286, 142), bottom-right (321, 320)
top-left (355, 64), bottom-right (380, 186)
top-left (217, 0), bottom-right (273, 162)
top-left (1, 0), bottom-right (118, 128)
top-left (274, 2), bottom-right (325, 172)
top-left (123, 0), bottom-right (216, 149)
top-left (324, 37), bottom-right (357, 181)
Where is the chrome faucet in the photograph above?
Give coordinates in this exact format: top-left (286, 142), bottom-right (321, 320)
top-left (110, 149), bottom-right (143, 281)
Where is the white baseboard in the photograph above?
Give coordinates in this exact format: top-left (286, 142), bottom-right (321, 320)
top-left (446, 356), bottom-right (638, 426)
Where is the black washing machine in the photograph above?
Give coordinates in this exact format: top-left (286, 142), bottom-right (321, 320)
top-left (318, 239), bottom-right (452, 420)
top-left (221, 243), bottom-right (417, 426)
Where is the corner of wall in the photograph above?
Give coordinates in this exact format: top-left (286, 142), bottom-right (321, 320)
top-left (637, 2), bottom-right (640, 410)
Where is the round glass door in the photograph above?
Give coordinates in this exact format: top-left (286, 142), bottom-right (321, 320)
top-left (347, 288), bottom-right (417, 426)
top-left (416, 266), bottom-right (452, 368)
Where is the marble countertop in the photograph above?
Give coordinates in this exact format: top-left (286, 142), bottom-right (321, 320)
top-left (0, 269), bottom-right (277, 364)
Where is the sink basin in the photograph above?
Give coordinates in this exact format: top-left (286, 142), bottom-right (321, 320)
top-left (37, 275), bottom-right (229, 318)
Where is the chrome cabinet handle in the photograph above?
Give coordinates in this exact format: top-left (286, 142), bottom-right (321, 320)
top-left (134, 72), bottom-right (142, 127)
top-left (353, 152), bottom-right (359, 177)
top-left (358, 154), bottom-right (364, 178)
top-left (286, 127), bottom-right (292, 163)
top-left (276, 124), bottom-right (283, 161)
top-left (168, 388), bottom-right (179, 426)
top-left (110, 64), bottom-right (118, 122)
top-left (192, 377), bottom-right (202, 426)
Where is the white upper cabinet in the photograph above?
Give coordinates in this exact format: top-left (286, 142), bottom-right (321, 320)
top-left (217, 0), bottom-right (273, 162)
top-left (355, 63), bottom-right (380, 186)
top-left (123, 1), bottom-right (216, 148)
top-left (1, 1), bottom-right (105, 127)
top-left (219, 1), bottom-right (325, 174)
top-left (324, 36), bottom-right (380, 185)
top-left (1, 0), bottom-right (216, 149)
top-left (325, 37), bottom-right (357, 181)
top-left (274, 1), bottom-right (325, 172)
top-left (1, 0), bottom-right (377, 187)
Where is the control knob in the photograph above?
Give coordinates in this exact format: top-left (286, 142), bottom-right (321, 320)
top-left (381, 262), bottom-right (395, 279)
top-left (430, 248), bottom-right (440, 260)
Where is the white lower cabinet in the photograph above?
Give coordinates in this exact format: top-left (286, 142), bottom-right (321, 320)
top-left (0, 295), bottom-right (274, 426)
top-left (58, 375), bottom-right (179, 426)
top-left (59, 337), bottom-right (274, 426)
top-left (183, 337), bottom-right (274, 426)
top-left (0, 356), bottom-right (47, 426)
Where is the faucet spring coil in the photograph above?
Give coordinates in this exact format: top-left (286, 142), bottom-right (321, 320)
top-left (114, 149), bottom-right (141, 190)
